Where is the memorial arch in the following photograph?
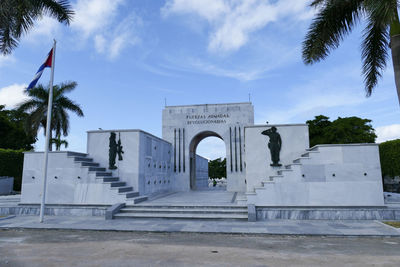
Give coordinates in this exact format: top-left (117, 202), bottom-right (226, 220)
top-left (189, 131), bottom-right (224, 190)
top-left (162, 102), bottom-right (254, 192)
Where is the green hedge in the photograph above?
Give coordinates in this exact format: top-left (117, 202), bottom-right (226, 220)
top-left (0, 149), bottom-right (24, 191)
top-left (379, 139), bottom-right (400, 178)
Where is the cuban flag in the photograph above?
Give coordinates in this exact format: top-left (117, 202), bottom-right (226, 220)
top-left (27, 48), bottom-right (53, 90)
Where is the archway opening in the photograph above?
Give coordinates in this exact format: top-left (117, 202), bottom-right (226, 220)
top-left (189, 131), bottom-right (226, 191)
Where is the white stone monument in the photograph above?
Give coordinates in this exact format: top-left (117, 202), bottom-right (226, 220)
top-left (20, 102), bottom-right (384, 207)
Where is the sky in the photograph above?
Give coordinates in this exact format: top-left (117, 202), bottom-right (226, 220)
top-left (1, 0), bottom-right (400, 160)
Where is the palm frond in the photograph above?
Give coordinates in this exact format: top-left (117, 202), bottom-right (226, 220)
top-left (26, 84), bottom-right (49, 101)
top-left (0, 0), bottom-right (74, 54)
top-left (17, 99), bottom-right (42, 113)
top-left (302, 0), bottom-right (365, 64)
top-left (58, 81), bottom-right (77, 95)
top-left (56, 96), bottom-right (84, 117)
top-left (36, 0), bottom-right (74, 25)
top-left (310, 0), bottom-right (328, 8)
top-left (361, 0), bottom-right (394, 96)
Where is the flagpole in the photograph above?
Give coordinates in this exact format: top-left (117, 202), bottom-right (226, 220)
top-left (39, 39), bottom-right (56, 223)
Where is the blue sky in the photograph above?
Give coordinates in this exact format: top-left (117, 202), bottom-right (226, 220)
top-left (1, 0), bottom-right (400, 160)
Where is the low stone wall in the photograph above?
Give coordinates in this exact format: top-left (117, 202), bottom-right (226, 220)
top-left (0, 176), bottom-right (14, 195)
top-left (0, 204), bottom-right (108, 216)
top-left (256, 207), bottom-right (400, 221)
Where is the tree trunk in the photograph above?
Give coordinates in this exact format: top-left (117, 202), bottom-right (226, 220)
top-left (390, 8), bottom-right (400, 106)
top-left (391, 34), bottom-right (400, 105)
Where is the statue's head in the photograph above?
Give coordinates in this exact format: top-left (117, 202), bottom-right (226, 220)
top-left (110, 132), bottom-right (116, 137)
top-left (271, 126), bottom-right (277, 132)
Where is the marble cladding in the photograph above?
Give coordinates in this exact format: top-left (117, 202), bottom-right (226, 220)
top-left (162, 102), bottom-right (254, 192)
top-left (245, 127), bottom-right (385, 206)
top-left (256, 207), bottom-right (400, 220)
top-left (195, 155), bottom-right (209, 189)
top-left (87, 130), bottom-right (173, 195)
top-left (0, 206), bottom-right (107, 216)
top-left (244, 124), bottom-right (309, 192)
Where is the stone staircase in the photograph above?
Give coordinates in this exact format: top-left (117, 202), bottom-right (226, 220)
top-left (113, 204), bottom-right (248, 220)
top-left (237, 147), bottom-right (321, 205)
top-left (67, 152), bottom-right (147, 204)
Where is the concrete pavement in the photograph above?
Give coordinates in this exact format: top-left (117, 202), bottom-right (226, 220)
top-left (0, 215), bottom-right (399, 236)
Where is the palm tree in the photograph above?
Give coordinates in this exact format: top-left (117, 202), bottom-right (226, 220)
top-left (0, 0), bottom-right (74, 54)
top-left (51, 133), bottom-right (68, 151)
top-left (303, 0), bottom-right (400, 105)
top-left (17, 81), bottom-right (84, 150)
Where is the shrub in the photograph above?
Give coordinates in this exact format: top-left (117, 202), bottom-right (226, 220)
top-left (0, 149), bottom-right (24, 191)
top-left (379, 139), bottom-right (400, 178)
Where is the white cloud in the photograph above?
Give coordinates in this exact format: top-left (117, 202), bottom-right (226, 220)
top-left (72, 0), bottom-right (141, 59)
top-left (376, 124), bottom-right (400, 143)
top-left (162, 0), bottom-right (229, 22)
top-left (162, 0), bottom-right (312, 53)
top-left (0, 84), bottom-right (29, 109)
top-left (24, 16), bottom-right (61, 43)
top-left (72, 0), bottom-right (125, 37)
top-left (103, 14), bottom-right (141, 60)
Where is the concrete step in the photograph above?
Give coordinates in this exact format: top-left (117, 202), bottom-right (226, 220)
top-left (307, 146), bottom-right (319, 152)
top-left (97, 177), bottom-right (119, 182)
top-left (128, 205), bottom-right (247, 209)
top-left (301, 151), bottom-right (319, 157)
top-left (277, 169), bottom-right (292, 175)
top-left (262, 180), bottom-right (276, 185)
top-left (125, 192), bottom-right (140, 198)
top-left (74, 157), bottom-right (93, 162)
top-left (96, 172), bottom-right (112, 177)
top-left (127, 196), bottom-right (148, 203)
top-left (109, 181), bottom-right (126, 187)
top-left (293, 157), bottom-right (311, 163)
top-left (81, 162), bottom-right (100, 167)
top-left (114, 186), bottom-right (133, 193)
top-left (67, 152), bottom-right (88, 157)
top-left (88, 167), bottom-right (106, 172)
top-left (285, 163), bottom-right (301, 169)
top-left (114, 212), bottom-right (248, 220)
top-left (255, 186), bottom-right (267, 190)
top-left (119, 208), bottom-right (247, 214)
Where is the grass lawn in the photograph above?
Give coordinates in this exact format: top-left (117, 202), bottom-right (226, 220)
top-left (383, 221), bottom-right (400, 228)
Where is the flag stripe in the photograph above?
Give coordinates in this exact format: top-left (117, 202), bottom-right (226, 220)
top-left (27, 49), bottom-right (53, 90)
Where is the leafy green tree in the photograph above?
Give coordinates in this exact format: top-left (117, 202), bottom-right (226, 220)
top-left (208, 158), bottom-right (226, 179)
top-left (379, 139), bottom-right (400, 178)
top-left (50, 133), bottom-right (68, 151)
top-left (307, 115), bottom-right (331, 147)
top-left (0, 105), bottom-right (36, 150)
top-left (303, 0), bottom-right (400, 104)
top-left (307, 115), bottom-right (377, 147)
top-left (17, 81), bottom-right (84, 151)
top-left (0, 0), bottom-right (74, 54)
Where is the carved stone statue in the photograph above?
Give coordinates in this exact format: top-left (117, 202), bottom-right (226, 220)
top-left (117, 133), bottom-right (124, 161)
top-left (261, 126), bottom-right (282, 167)
top-left (109, 132), bottom-right (117, 170)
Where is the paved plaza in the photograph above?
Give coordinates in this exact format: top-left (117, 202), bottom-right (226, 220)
top-left (1, 229), bottom-right (400, 266)
top-left (0, 215), bottom-right (399, 236)
top-left (1, 192), bottom-right (400, 236)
